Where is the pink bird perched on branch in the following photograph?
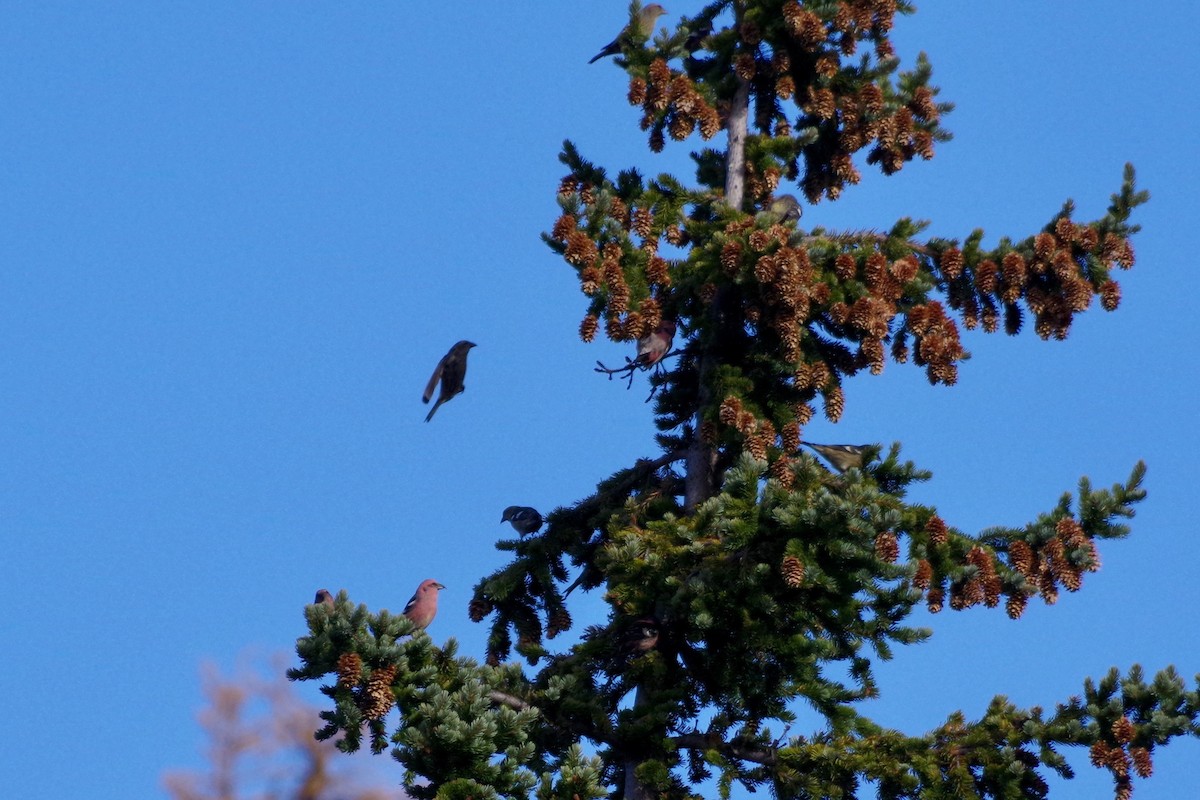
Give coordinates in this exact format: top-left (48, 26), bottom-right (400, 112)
top-left (635, 319), bottom-right (676, 367)
top-left (314, 588), bottom-right (335, 610)
top-left (422, 340), bottom-right (476, 422)
top-left (403, 579), bottom-right (445, 630)
top-left (589, 4), bottom-right (667, 64)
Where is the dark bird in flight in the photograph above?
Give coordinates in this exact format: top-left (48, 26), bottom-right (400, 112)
top-left (423, 340), bottom-right (476, 422)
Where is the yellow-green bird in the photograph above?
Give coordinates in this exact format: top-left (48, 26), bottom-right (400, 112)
top-left (768, 194), bottom-right (803, 224)
top-left (589, 4), bottom-right (667, 64)
top-left (801, 442), bottom-right (870, 473)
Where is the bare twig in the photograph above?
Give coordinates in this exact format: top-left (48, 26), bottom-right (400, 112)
top-left (672, 733), bottom-right (778, 766)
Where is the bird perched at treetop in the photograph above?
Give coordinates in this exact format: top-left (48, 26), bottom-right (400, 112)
top-left (635, 319), bottom-right (676, 368)
top-left (314, 588), bottom-right (335, 609)
top-left (768, 194), bottom-right (803, 224)
top-left (801, 442), bottom-right (871, 473)
top-left (502, 506), bottom-right (544, 535)
top-left (403, 579), bottom-right (445, 630)
top-left (422, 340), bottom-right (475, 422)
top-left (589, 4), bottom-right (667, 64)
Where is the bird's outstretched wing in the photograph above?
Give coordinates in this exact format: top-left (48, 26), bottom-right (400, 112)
top-left (423, 355), bottom-right (447, 404)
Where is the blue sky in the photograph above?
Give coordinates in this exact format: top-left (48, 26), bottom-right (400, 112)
top-left (3, 3), bottom-right (1198, 798)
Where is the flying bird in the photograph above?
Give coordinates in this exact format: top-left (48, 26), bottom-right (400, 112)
top-left (768, 194), bottom-right (803, 224)
top-left (403, 579), bottom-right (445, 630)
top-left (423, 340), bottom-right (476, 422)
top-left (589, 4), bottom-right (667, 64)
top-left (501, 506), bottom-right (544, 535)
top-left (800, 442), bottom-right (870, 473)
top-left (314, 589), bottom-right (335, 609)
top-left (635, 319), bottom-right (676, 367)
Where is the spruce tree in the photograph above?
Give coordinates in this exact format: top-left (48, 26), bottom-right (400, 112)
top-left (291, 3), bottom-right (1197, 798)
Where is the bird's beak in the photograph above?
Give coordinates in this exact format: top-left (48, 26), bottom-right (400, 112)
top-left (435, 582), bottom-right (446, 590)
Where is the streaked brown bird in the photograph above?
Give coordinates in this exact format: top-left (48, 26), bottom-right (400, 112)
top-left (423, 340), bottom-right (476, 422)
top-left (589, 4), bottom-right (667, 64)
top-left (314, 588), bottom-right (335, 609)
top-left (801, 442), bottom-right (870, 473)
top-left (403, 579), bottom-right (445, 630)
top-left (635, 319), bottom-right (676, 367)
top-left (501, 506), bottom-right (544, 535)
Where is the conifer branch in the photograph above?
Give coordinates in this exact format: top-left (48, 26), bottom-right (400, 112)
top-left (673, 732), bottom-right (779, 766)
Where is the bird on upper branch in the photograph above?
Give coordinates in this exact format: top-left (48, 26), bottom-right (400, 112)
top-left (422, 340), bottom-right (475, 422)
top-left (313, 588), bottom-right (335, 609)
top-left (635, 319), bottom-right (676, 368)
top-left (768, 194), bottom-right (803, 224)
top-left (801, 442), bottom-right (871, 473)
top-left (501, 506), bottom-right (544, 535)
top-left (403, 579), bottom-right (445, 630)
top-left (589, 4), bottom-right (667, 64)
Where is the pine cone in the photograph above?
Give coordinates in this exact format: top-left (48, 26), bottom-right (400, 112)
top-left (547, 607), bottom-right (572, 639)
top-left (468, 596), bottom-right (494, 623)
top-left (822, 385), bottom-right (844, 423)
top-left (1005, 592), bottom-right (1028, 620)
top-left (1130, 746), bottom-right (1153, 778)
top-left (1089, 741), bottom-right (1112, 768)
top-left (720, 241), bottom-right (743, 275)
top-left (925, 515), bottom-right (947, 545)
top-left (781, 555), bottom-right (805, 588)
top-left (632, 207), bottom-right (654, 239)
top-left (550, 214), bottom-right (577, 242)
top-left (983, 574), bottom-right (1002, 608)
top-left (769, 455), bottom-right (794, 489)
top-left (1112, 716), bottom-right (1135, 745)
top-left (927, 586), bottom-right (944, 613)
top-left (336, 652), bottom-right (363, 688)
top-left (579, 314), bottom-right (599, 343)
top-left (361, 665), bottom-right (397, 720)
top-left (913, 559), bottom-right (933, 589)
top-left (874, 532), bottom-right (899, 563)
top-left (1008, 540), bottom-right (1034, 577)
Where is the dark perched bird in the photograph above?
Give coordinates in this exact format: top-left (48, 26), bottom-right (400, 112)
top-left (501, 506), bottom-right (544, 535)
top-left (313, 588), bottom-right (335, 609)
top-left (635, 319), bottom-right (676, 367)
top-left (403, 579), bottom-right (445, 630)
top-left (683, 17), bottom-right (713, 53)
top-left (622, 618), bottom-right (660, 653)
top-left (768, 194), bottom-right (803, 224)
top-left (801, 442), bottom-right (870, 473)
top-left (589, 4), bottom-right (667, 64)
top-left (422, 340), bottom-right (476, 422)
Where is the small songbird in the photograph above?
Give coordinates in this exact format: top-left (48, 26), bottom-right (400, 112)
top-left (768, 194), bottom-right (803, 224)
top-left (801, 442), bottom-right (870, 473)
top-left (501, 506), bottom-right (544, 535)
top-left (423, 340), bottom-right (476, 422)
top-left (403, 579), bottom-right (446, 630)
top-left (622, 618), bottom-right (660, 653)
top-left (589, 4), bottom-right (667, 64)
top-left (635, 319), bottom-right (676, 367)
top-left (314, 588), bottom-right (335, 609)
top-left (683, 18), bottom-right (713, 53)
